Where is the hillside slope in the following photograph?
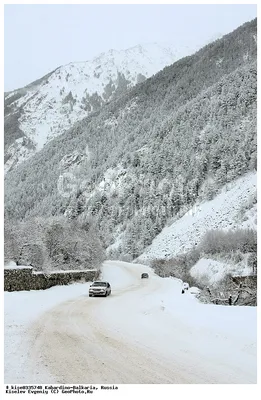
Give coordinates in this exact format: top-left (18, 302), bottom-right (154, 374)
top-left (4, 43), bottom-right (179, 173)
top-left (5, 19), bottom-right (257, 262)
top-left (137, 171), bottom-right (257, 263)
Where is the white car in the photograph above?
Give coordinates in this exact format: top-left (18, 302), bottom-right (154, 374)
top-left (89, 281), bottom-right (111, 297)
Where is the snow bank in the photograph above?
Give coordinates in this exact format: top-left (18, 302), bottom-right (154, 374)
top-left (4, 282), bottom-right (92, 383)
top-left (32, 269), bottom-right (96, 275)
top-left (138, 172), bottom-right (257, 263)
top-left (130, 273), bottom-right (256, 344)
top-left (189, 286), bottom-right (201, 295)
top-left (4, 261), bottom-right (33, 270)
top-left (190, 258), bottom-right (253, 285)
top-left (97, 264), bottom-right (256, 369)
top-left (5, 283), bottom-right (91, 327)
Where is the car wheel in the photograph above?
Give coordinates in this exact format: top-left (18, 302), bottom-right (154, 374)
top-left (89, 294), bottom-right (92, 297)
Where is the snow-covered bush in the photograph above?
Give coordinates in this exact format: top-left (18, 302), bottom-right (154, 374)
top-left (151, 249), bottom-right (202, 287)
top-left (200, 228), bottom-right (257, 255)
top-left (4, 216), bottom-right (105, 271)
top-left (247, 253), bottom-right (257, 275)
top-left (201, 273), bottom-right (257, 306)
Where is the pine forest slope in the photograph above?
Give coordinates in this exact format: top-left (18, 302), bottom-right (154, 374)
top-left (4, 19), bottom-right (257, 261)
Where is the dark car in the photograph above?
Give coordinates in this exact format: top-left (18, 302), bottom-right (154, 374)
top-left (141, 273), bottom-right (149, 279)
top-left (89, 281), bottom-right (111, 297)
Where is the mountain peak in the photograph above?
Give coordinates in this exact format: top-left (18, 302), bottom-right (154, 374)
top-left (4, 43), bottom-right (179, 173)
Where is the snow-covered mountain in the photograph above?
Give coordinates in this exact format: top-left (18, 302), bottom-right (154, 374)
top-left (4, 19), bottom-right (257, 283)
top-left (4, 43), bottom-right (181, 173)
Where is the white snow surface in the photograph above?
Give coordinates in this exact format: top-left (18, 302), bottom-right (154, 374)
top-left (4, 282), bottom-right (94, 383)
top-left (5, 43), bottom-right (183, 172)
top-left (4, 260), bottom-right (256, 383)
top-left (4, 261), bottom-right (32, 270)
top-left (138, 172), bottom-right (257, 263)
top-left (190, 258), bottom-right (252, 285)
top-left (32, 269), bottom-right (95, 274)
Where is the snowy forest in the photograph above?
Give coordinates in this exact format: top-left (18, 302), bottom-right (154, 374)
top-left (4, 19), bottom-right (257, 276)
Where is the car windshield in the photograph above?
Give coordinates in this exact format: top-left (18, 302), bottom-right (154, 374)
top-left (92, 282), bottom-right (107, 287)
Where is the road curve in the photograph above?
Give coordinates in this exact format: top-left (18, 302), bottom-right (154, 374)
top-left (26, 261), bottom-right (256, 384)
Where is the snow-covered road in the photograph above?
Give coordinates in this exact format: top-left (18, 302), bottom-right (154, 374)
top-left (4, 261), bottom-right (257, 384)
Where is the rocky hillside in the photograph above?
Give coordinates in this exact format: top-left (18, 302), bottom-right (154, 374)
top-left (4, 43), bottom-right (180, 173)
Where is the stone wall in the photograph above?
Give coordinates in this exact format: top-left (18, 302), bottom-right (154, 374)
top-left (4, 267), bottom-right (99, 292)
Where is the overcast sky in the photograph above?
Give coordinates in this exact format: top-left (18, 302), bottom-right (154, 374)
top-left (4, 4), bottom-right (257, 92)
